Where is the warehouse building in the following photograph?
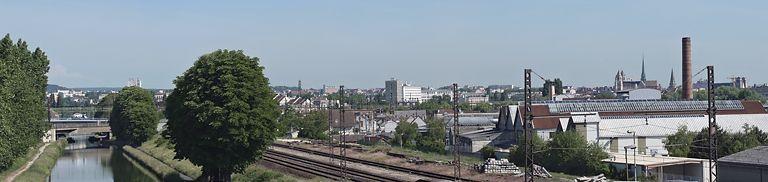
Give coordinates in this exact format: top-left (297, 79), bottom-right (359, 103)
top-left (718, 146), bottom-right (768, 182)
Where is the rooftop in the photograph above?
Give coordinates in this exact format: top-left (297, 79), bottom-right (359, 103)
top-left (603, 152), bottom-right (709, 168)
top-left (719, 146), bottom-right (768, 167)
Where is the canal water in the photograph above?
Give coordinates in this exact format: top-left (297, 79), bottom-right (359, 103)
top-left (48, 136), bottom-right (158, 181)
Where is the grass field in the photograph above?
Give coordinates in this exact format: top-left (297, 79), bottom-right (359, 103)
top-left (13, 140), bottom-right (66, 181)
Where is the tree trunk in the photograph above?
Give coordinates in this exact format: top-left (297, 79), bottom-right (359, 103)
top-left (203, 167), bottom-right (232, 182)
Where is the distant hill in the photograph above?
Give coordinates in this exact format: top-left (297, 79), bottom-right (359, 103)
top-left (46, 84), bottom-right (68, 92)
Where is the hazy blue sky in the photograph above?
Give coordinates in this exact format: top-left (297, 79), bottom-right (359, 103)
top-left (1, 1), bottom-right (766, 89)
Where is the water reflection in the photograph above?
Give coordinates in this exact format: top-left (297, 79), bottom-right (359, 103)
top-left (49, 138), bottom-right (157, 182)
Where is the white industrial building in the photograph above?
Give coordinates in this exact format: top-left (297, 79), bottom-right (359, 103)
top-left (494, 100), bottom-right (768, 156)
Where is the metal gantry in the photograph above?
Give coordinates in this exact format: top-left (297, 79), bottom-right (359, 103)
top-left (706, 66), bottom-right (717, 182)
top-left (452, 83), bottom-right (462, 181)
top-left (339, 85), bottom-right (348, 181)
top-left (523, 69), bottom-right (535, 182)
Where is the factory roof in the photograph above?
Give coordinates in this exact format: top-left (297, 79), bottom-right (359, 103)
top-left (719, 146), bottom-right (768, 167)
top-left (598, 114), bottom-right (768, 137)
top-left (603, 152), bottom-right (709, 168)
top-left (543, 100), bottom-right (745, 114)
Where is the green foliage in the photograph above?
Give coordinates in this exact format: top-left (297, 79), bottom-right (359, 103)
top-left (480, 146), bottom-right (496, 159)
top-left (544, 131), bottom-right (610, 176)
top-left (509, 133), bottom-right (546, 165)
top-left (414, 95), bottom-right (452, 113)
top-left (297, 111), bottom-right (329, 140)
top-left (416, 118), bottom-right (446, 153)
top-left (511, 132), bottom-right (609, 176)
top-left (164, 50), bottom-right (280, 181)
top-left (109, 86), bottom-right (160, 146)
top-left (94, 93), bottom-right (117, 118)
top-left (692, 86), bottom-right (765, 102)
top-left (392, 120), bottom-right (419, 148)
top-left (0, 34), bottom-right (50, 171)
top-left (13, 141), bottom-right (65, 182)
top-left (663, 126), bottom-right (695, 157)
top-left (687, 124), bottom-right (768, 159)
top-left (542, 78), bottom-right (564, 97)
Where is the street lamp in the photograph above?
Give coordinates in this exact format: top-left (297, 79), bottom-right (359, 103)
top-left (624, 145), bottom-right (637, 181)
top-left (627, 130), bottom-right (637, 181)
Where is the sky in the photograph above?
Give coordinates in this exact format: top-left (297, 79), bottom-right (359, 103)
top-left (1, 1), bottom-right (767, 89)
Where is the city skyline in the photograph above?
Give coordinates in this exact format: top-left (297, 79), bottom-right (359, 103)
top-left (2, 1), bottom-right (767, 89)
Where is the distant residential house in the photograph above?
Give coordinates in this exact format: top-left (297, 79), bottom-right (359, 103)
top-left (328, 109), bottom-right (375, 135)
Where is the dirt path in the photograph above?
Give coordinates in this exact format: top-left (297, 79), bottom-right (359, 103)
top-left (3, 142), bottom-right (52, 182)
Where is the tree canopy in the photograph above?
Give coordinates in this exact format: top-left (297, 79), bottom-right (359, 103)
top-left (665, 124), bottom-right (768, 158)
top-left (0, 34), bottom-right (50, 171)
top-left (164, 50), bottom-right (279, 181)
top-left (109, 86), bottom-right (160, 146)
top-left (392, 120), bottom-right (418, 148)
top-left (416, 118), bottom-right (446, 153)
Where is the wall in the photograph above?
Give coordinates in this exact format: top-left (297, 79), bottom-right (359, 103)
top-left (718, 162), bottom-right (768, 182)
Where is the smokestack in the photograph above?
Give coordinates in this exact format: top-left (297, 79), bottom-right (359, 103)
top-left (682, 37), bottom-right (693, 100)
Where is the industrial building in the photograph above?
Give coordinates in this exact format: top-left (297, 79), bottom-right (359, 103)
top-left (718, 146), bottom-right (768, 182)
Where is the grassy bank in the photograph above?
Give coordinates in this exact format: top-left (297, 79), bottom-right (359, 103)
top-left (0, 143), bottom-right (44, 178)
top-left (122, 145), bottom-right (189, 181)
top-left (13, 140), bottom-right (66, 181)
top-left (137, 136), bottom-right (298, 181)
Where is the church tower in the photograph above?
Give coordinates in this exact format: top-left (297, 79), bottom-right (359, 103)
top-left (640, 55), bottom-right (647, 82)
top-left (668, 69), bottom-right (675, 90)
top-left (615, 70), bottom-right (625, 91)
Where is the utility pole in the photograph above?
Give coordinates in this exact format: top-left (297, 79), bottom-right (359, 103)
top-left (452, 83), bottom-right (461, 181)
top-left (339, 85), bottom-right (348, 181)
top-left (706, 66), bottom-right (717, 182)
top-left (524, 69), bottom-right (534, 182)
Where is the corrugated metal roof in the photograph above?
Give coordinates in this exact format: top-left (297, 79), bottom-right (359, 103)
top-left (445, 116), bottom-right (496, 126)
top-left (598, 114), bottom-right (768, 138)
top-left (544, 100), bottom-right (744, 113)
top-left (719, 146), bottom-right (768, 166)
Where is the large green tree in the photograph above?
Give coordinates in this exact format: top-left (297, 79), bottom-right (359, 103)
top-left (392, 120), bottom-right (418, 148)
top-left (416, 118), bottom-right (446, 153)
top-left (165, 50), bottom-right (279, 181)
top-left (0, 34), bottom-right (50, 171)
top-left (663, 126), bottom-right (696, 157)
top-left (109, 86), bottom-right (160, 146)
top-left (544, 131), bottom-right (609, 176)
top-left (297, 111), bottom-right (328, 140)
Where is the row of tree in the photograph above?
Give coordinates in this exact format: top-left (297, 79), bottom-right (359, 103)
top-left (107, 50), bottom-right (279, 182)
top-left (664, 124), bottom-right (767, 158)
top-left (0, 34), bottom-right (51, 171)
top-left (662, 86), bottom-right (765, 102)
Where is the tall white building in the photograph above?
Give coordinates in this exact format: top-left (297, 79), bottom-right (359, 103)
top-left (402, 86), bottom-right (422, 103)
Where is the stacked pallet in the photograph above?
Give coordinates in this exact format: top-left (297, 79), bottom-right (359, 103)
top-left (482, 159), bottom-right (522, 174)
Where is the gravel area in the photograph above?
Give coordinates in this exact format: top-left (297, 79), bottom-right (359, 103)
top-left (280, 142), bottom-right (524, 182)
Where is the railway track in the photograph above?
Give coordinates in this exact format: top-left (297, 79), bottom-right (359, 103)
top-left (263, 150), bottom-right (401, 182)
top-left (272, 143), bottom-right (480, 182)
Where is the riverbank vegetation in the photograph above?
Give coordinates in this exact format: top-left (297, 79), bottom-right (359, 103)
top-left (0, 143), bottom-right (43, 178)
top-left (137, 136), bottom-right (296, 181)
top-left (123, 145), bottom-right (189, 181)
top-left (14, 140), bottom-right (66, 181)
top-left (0, 34), bottom-right (51, 172)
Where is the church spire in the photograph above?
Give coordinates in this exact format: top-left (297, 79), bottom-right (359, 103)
top-left (640, 54), bottom-right (647, 82)
top-left (668, 69), bottom-right (675, 90)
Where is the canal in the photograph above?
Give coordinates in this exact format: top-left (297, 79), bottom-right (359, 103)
top-left (48, 136), bottom-right (158, 181)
